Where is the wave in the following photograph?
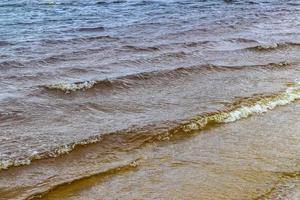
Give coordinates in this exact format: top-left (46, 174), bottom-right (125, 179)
top-left (226, 38), bottom-right (258, 43)
top-left (0, 47), bottom-right (108, 69)
top-left (0, 110), bottom-right (24, 123)
top-left (171, 81), bottom-right (300, 132)
top-left (77, 26), bottom-right (105, 32)
top-left (44, 61), bottom-right (292, 93)
top-left (131, 0), bottom-right (166, 7)
top-left (182, 40), bottom-right (212, 47)
top-left (0, 1), bottom-right (101, 8)
top-left (96, 1), bottom-right (126, 5)
top-left (31, 167), bottom-right (298, 200)
top-left (0, 60), bottom-right (24, 70)
top-left (121, 45), bottom-right (160, 52)
top-left (253, 172), bottom-right (300, 200)
top-left (2, 81), bottom-right (300, 170)
top-left (0, 41), bottom-right (11, 47)
top-left (40, 35), bottom-right (119, 45)
top-left (44, 64), bottom-right (220, 93)
top-left (59, 26), bottom-right (106, 33)
top-left (245, 42), bottom-right (300, 51)
top-left (45, 80), bottom-right (99, 93)
top-left (25, 158), bottom-right (141, 200)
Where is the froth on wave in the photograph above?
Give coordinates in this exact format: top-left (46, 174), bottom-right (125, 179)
top-left (44, 61), bottom-right (292, 93)
top-left (2, 81), bottom-right (300, 170)
top-left (166, 81), bottom-right (300, 134)
top-left (46, 81), bottom-right (98, 93)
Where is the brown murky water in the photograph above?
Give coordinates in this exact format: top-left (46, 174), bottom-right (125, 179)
top-left (0, 0), bottom-right (300, 199)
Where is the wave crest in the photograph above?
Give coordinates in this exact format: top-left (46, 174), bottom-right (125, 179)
top-left (45, 81), bottom-right (98, 93)
top-left (25, 158), bottom-right (141, 200)
top-left (246, 42), bottom-right (300, 51)
top-left (44, 62), bottom-right (293, 93)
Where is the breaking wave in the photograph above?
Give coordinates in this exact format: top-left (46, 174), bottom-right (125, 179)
top-left (44, 61), bottom-right (292, 93)
top-left (46, 80), bottom-right (98, 93)
top-left (2, 81), bottom-right (300, 170)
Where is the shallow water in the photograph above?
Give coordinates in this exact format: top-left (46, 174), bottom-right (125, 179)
top-left (0, 0), bottom-right (300, 199)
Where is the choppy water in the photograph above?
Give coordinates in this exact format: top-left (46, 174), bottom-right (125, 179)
top-left (0, 0), bottom-right (300, 199)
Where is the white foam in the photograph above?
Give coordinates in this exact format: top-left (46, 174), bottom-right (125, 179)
top-left (257, 43), bottom-right (279, 50)
top-left (0, 135), bottom-right (103, 170)
top-left (47, 81), bottom-right (97, 93)
top-left (223, 82), bottom-right (300, 123)
top-left (181, 82), bottom-right (300, 132)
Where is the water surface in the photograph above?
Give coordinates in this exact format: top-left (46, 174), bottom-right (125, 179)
top-left (0, 0), bottom-right (300, 199)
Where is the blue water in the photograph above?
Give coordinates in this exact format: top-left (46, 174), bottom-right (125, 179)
top-left (1, 0), bottom-right (298, 47)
